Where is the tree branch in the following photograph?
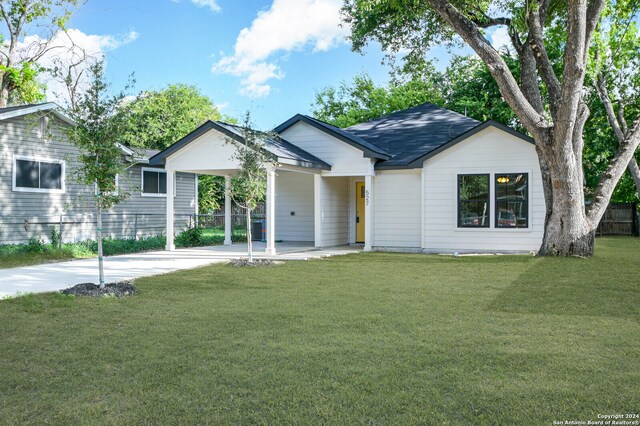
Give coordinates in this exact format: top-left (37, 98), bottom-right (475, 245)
top-left (585, 0), bottom-right (607, 53)
top-left (424, 0), bottom-right (550, 136)
top-left (587, 115), bottom-right (640, 224)
top-left (554, 0), bottom-right (590, 146)
top-left (594, 72), bottom-right (640, 200)
top-left (595, 73), bottom-right (625, 141)
top-left (472, 15), bottom-right (511, 28)
top-left (0, 3), bottom-right (15, 39)
top-left (527, 2), bottom-right (562, 114)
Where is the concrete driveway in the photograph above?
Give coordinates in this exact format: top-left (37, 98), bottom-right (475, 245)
top-left (0, 242), bottom-right (359, 298)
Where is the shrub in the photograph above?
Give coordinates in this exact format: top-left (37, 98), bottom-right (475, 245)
top-left (50, 228), bottom-right (61, 249)
top-left (175, 227), bottom-right (203, 247)
top-left (24, 238), bottom-right (47, 254)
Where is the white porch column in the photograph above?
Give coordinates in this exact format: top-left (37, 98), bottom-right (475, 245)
top-left (314, 174), bottom-right (323, 248)
top-left (165, 169), bottom-right (175, 251)
top-left (265, 165), bottom-right (276, 255)
top-left (224, 175), bottom-right (232, 245)
top-left (364, 174), bottom-right (374, 252)
top-left (421, 166), bottom-right (427, 252)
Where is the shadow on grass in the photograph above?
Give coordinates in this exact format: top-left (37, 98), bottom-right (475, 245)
top-left (488, 251), bottom-right (640, 320)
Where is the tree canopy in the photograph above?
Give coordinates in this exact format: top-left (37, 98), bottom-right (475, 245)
top-left (113, 84), bottom-right (225, 151)
top-left (0, 0), bottom-right (80, 107)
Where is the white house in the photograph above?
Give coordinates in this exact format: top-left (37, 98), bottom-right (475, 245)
top-left (149, 103), bottom-right (545, 254)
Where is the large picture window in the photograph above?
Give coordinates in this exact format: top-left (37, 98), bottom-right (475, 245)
top-left (458, 174), bottom-right (490, 228)
top-left (495, 173), bottom-right (529, 228)
top-left (13, 155), bottom-right (65, 193)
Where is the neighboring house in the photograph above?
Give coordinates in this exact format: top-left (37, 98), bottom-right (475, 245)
top-left (150, 103), bottom-right (545, 254)
top-left (0, 103), bottom-right (197, 244)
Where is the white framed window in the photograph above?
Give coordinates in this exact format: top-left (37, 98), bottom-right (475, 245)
top-left (455, 171), bottom-right (531, 231)
top-left (495, 173), bottom-right (529, 228)
top-left (95, 174), bottom-right (119, 196)
top-left (141, 167), bottom-right (175, 197)
top-left (12, 155), bottom-right (65, 193)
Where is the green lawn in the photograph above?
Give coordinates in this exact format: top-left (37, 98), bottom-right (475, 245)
top-left (0, 226), bottom-right (247, 269)
top-left (1, 237), bottom-right (638, 424)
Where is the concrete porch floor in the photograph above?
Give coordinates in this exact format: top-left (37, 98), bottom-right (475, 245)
top-left (0, 242), bottom-right (360, 298)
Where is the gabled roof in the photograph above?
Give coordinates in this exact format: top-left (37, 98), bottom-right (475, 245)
top-left (149, 120), bottom-right (331, 170)
top-left (345, 103), bottom-right (482, 169)
top-left (0, 102), bottom-right (75, 126)
top-left (273, 103), bottom-right (532, 170)
top-left (274, 114), bottom-right (391, 160)
top-left (406, 119), bottom-right (535, 167)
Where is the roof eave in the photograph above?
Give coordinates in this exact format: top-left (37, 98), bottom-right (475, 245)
top-left (278, 157), bottom-right (331, 171)
top-left (407, 120), bottom-right (535, 167)
top-left (274, 114), bottom-right (391, 160)
top-left (0, 102), bottom-right (76, 126)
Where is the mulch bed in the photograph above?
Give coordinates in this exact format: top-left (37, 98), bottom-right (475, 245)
top-left (228, 259), bottom-right (276, 267)
top-left (61, 282), bottom-right (137, 297)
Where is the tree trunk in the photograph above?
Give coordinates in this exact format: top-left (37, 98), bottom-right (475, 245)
top-left (96, 205), bottom-right (105, 288)
top-left (0, 82), bottom-right (9, 108)
top-left (536, 132), bottom-right (596, 256)
top-left (628, 157), bottom-right (640, 199)
top-left (246, 208), bottom-right (253, 263)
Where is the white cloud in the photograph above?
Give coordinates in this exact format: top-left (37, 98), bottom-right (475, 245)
top-left (191, 0), bottom-right (221, 12)
top-left (171, 0), bottom-right (221, 13)
top-left (490, 27), bottom-right (512, 53)
top-left (213, 0), bottom-right (347, 97)
top-left (11, 29), bottom-right (139, 105)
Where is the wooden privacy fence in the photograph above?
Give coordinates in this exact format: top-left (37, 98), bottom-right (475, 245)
top-left (596, 203), bottom-right (639, 236)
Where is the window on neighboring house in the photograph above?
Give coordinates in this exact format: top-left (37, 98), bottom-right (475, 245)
top-left (142, 168), bottom-right (174, 196)
top-left (495, 173), bottom-right (529, 228)
top-left (458, 174), bottom-right (490, 228)
top-left (13, 155), bottom-right (65, 193)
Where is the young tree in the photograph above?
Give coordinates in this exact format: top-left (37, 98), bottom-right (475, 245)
top-left (66, 61), bottom-right (131, 288)
top-left (226, 113), bottom-right (273, 262)
top-left (0, 0), bottom-right (80, 107)
top-left (342, 0), bottom-right (640, 256)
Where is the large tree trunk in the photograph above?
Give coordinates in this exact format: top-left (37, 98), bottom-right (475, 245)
top-left (536, 131), bottom-right (596, 256)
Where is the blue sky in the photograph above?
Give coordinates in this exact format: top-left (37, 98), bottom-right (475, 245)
top-left (57, 0), bottom-right (489, 129)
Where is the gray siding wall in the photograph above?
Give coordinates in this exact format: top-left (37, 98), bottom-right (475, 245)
top-left (0, 114), bottom-right (196, 244)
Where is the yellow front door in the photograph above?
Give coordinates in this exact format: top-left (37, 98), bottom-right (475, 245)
top-left (356, 182), bottom-right (365, 243)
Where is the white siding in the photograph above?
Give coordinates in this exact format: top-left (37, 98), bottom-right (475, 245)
top-left (373, 170), bottom-right (422, 248)
top-left (275, 170), bottom-right (314, 242)
top-left (165, 129), bottom-right (240, 174)
top-left (422, 127), bottom-right (545, 253)
top-left (321, 176), bottom-right (349, 246)
top-left (279, 122), bottom-right (372, 176)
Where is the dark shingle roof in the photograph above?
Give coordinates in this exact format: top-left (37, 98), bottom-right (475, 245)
top-left (345, 103), bottom-right (481, 169)
top-left (217, 122), bottom-right (331, 169)
top-left (274, 114), bottom-right (391, 159)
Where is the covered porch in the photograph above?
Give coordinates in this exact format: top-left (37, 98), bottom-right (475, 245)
top-left (148, 120), bottom-right (378, 255)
